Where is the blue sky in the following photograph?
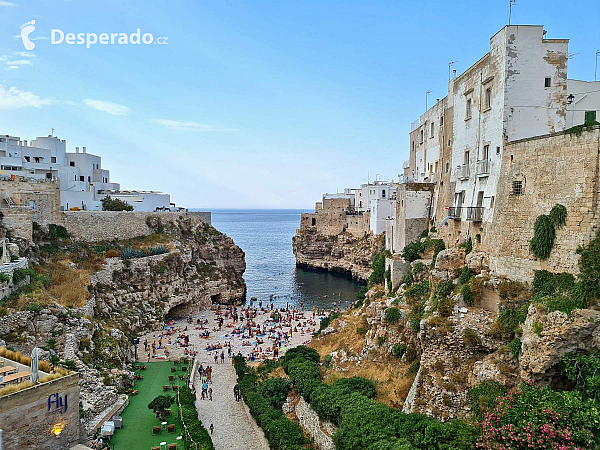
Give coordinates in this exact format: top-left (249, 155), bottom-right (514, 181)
top-left (1, 0), bottom-right (599, 209)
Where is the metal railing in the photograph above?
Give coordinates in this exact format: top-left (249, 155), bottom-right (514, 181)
top-left (458, 164), bottom-right (470, 180)
top-left (476, 159), bottom-right (490, 176)
top-left (466, 206), bottom-right (484, 222)
top-left (448, 206), bottom-right (462, 219)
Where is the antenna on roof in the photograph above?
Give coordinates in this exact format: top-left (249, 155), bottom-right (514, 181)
top-left (508, 0), bottom-right (517, 25)
top-left (449, 60), bottom-right (458, 81)
top-left (51, 128), bottom-right (54, 137)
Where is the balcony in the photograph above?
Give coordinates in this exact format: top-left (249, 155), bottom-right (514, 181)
top-left (466, 206), bottom-right (484, 222)
top-left (458, 164), bottom-right (470, 180)
top-left (476, 159), bottom-right (490, 177)
top-left (448, 206), bottom-right (463, 220)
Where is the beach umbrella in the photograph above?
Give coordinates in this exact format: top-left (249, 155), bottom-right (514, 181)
top-left (30, 347), bottom-right (40, 383)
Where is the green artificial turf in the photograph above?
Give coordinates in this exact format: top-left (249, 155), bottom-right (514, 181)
top-left (110, 360), bottom-right (189, 450)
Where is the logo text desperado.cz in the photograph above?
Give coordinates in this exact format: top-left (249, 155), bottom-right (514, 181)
top-left (51, 29), bottom-right (167, 48)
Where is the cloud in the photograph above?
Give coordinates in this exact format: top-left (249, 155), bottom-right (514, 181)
top-left (0, 1), bottom-right (16, 6)
top-left (0, 84), bottom-right (50, 108)
top-left (154, 119), bottom-right (237, 132)
top-left (83, 98), bottom-right (130, 116)
top-left (14, 51), bottom-right (35, 57)
top-left (5, 59), bottom-right (32, 66)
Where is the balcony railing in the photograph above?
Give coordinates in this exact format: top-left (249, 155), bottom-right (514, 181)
top-left (448, 206), bottom-right (463, 220)
top-left (476, 159), bottom-right (490, 176)
top-left (466, 206), bottom-right (484, 222)
top-left (458, 164), bottom-right (470, 180)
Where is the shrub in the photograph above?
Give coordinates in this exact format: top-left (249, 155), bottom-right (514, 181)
top-left (461, 284), bottom-right (474, 306)
top-left (258, 377), bottom-right (290, 409)
top-left (508, 338), bottom-right (521, 357)
top-left (459, 237), bottom-right (473, 255)
top-left (477, 382), bottom-right (598, 449)
top-left (561, 351), bottom-right (600, 401)
top-left (12, 268), bottom-right (34, 285)
top-left (549, 204), bottom-right (567, 227)
top-left (48, 224), bottom-right (69, 240)
top-left (369, 250), bottom-right (391, 286)
top-left (457, 266), bottom-right (472, 285)
top-left (577, 229), bottom-right (600, 300)
top-left (532, 320), bottom-right (543, 336)
top-left (101, 195), bottom-right (134, 211)
top-left (0, 273), bottom-right (10, 283)
top-left (179, 384), bottom-right (215, 450)
top-left (392, 343), bottom-right (406, 358)
top-left (467, 380), bottom-right (507, 420)
top-left (316, 312), bottom-right (339, 335)
top-left (385, 307), bottom-right (401, 324)
top-left (436, 280), bottom-right (454, 298)
top-left (282, 345), bottom-right (320, 374)
top-left (530, 214), bottom-right (556, 260)
top-left (405, 281), bottom-right (429, 300)
top-left (462, 328), bottom-right (481, 346)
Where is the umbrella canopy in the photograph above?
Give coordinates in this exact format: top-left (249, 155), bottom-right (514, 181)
top-left (30, 347), bottom-right (40, 383)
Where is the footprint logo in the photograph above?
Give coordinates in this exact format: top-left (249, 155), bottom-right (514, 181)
top-left (20, 20), bottom-right (36, 51)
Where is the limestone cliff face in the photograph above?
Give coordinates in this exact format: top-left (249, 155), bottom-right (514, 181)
top-left (87, 216), bottom-right (246, 335)
top-left (292, 229), bottom-right (383, 281)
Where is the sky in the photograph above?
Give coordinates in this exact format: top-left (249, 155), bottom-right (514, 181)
top-left (1, 0), bottom-right (599, 209)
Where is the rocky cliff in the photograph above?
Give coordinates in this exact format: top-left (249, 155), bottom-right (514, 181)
top-left (292, 229), bottom-right (384, 281)
top-left (0, 214), bottom-right (246, 430)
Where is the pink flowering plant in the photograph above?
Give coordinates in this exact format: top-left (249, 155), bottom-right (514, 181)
top-left (476, 381), bottom-right (598, 449)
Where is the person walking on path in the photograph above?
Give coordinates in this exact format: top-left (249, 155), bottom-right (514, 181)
top-left (210, 423), bottom-right (214, 435)
top-left (208, 387), bottom-right (213, 401)
top-left (233, 384), bottom-right (240, 402)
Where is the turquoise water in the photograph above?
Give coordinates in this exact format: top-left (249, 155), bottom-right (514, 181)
top-left (207, 209), bottom-right (364, 310)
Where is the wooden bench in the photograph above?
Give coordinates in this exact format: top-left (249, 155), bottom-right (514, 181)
top-left (152, 426), bottom-right (161, 435)
top-left (168, 444), bottom-right (177, 450)
top-left (172, 385), bottom-right (178, 391)
top-left (0, 366), bottom-right (16, 375)
top-left (168, 375), bottom-right (174, 381)
top-left (0, 371), bottom-right (31, 386)
top-left (170, 367), bottom-right (176, 372)
top-left (167, 424), bottom-right (175, 433)
top-left (163, 385), bottom-right (170, 391)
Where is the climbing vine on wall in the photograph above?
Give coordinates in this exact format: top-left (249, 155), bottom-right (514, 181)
top-left (529, 204), bottom-right (567, 260)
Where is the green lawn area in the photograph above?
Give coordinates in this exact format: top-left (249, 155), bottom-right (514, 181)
top-left (111, 360), bottom-right (191, 450)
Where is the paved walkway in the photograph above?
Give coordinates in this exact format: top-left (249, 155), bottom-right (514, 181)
top-left (193, 354), bottom-right (269, 450)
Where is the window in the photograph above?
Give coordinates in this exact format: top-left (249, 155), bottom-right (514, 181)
top-left (80, 176), bottom-right (84, 182)
top-left (485, 87), bottom-right (491, 109)
top-left (496, 146), bottom-right (501, 155)
top-left (412, 141), bottom-right (415, 151)
top-left (466, 99), bottom-right (472, 118)
top-left (311, 218), bottom-right (316, 226)
top-left (420, 129), bottom-right (424, 144)
top-left (382, 190), bottom-right (386, 198)
top-left (512, 180), bottom-right (523, 196)
top-left (24, 156), bottom-right (30, 162)
top-left (585, 111), bottom-right (597, 124)
top-left (490, 196), bottom-right (495, 208)
top-left (70, 161), bottom-right (75, 167)
top-left (448, 139), bottom-right (451, 147)
top-left (440, 116), bottom-right (444, 126)
top-left (482, 144), bottom-right (489, 161)
top-left (445, 162), bottom-right (449, 173)
top-left (545, 77), bottom-right (551, 88)
top-left (51, 157), bottom-right (56, 163)
top-left (430, 122), bottom-right (435, 138)
top-left (464, 151), bottom-right (470, 165)
top-left (88, 176), bottom-right (91, 182)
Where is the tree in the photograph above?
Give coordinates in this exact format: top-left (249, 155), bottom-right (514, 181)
top-left (148, 395), bottom-right (173, 420)
top-left (101, 195), bottom-right (134, 211)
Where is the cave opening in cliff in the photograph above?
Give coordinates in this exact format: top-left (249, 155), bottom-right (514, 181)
top-left (211, 293), bottom-right (222, 304)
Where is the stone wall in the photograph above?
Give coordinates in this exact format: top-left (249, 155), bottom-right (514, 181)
top-left (62, 211), bottom-right (211, 242)
top-left (385, 257), bottom-right (410, 292)
top-left (481, 127), bottom-right (600, 281)
top-left (394, 183), bottom-right (433, 252)
top-left (283, 395), bottom-right (336, 450)
top-left (1, 208), bottom-right (33, 241)
top-left (0, 179), bottom-right (61, 229)
top-left (0, 373), bottom-right (80, 450)
top-left (344, 212), bottom-right (370, 238)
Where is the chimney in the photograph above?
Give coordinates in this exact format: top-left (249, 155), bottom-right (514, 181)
top-left (83, 147), bottom-right (86, 153)
top-left (453, 69), bottom-right (457, 78)
top-left (23, 140), bottom-right (27, 146)
top-left (75, 147), bottom-right (79, 153)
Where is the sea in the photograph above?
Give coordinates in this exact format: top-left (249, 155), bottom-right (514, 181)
top-left (206, 209), bottom-right (364, 310)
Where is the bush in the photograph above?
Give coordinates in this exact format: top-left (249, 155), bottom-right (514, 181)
top-left (316, 312), bottom-right (339, 335)
top-left (461, 284), bottom-right (474, 306)
top-left (233, 357), bottom-right (306, 449)
top-left (370, 250), bottom-right (391, 286)
top-left (577, 229), bottom-right (600, 300)
top-left (549, 204), bottom-right (567, 227)
top-left (457, 266), bottom-right (472, 285)
top-left (392, 344), bottom-right (406, 358)
top-left (508, 338), bottom-right (521, 357)
top-left (282, 345), bottom-right (320, 374)
top-left (477, 382), bottom-right (598, 449)
top-left (101, 195), bottom-right (134, 211)
top-left (48, 224), bottom-right (69, 240)
top-left (405, 281), bottom-right (429, 301)
top-left (258, 377), bottom-right (290, 409)
top-left (459, 237), bottom-right (472, 255)
top-left (561, 351), bottom-right (600, 401)
top-left (12, 268), bottom-right (34, 285)
top-left (467, 380), bottom-right (507, 421)
top-left (179, 384), bottom-right (214, 449)
top-left (530, 214), bottom-right (556, 260)
top-left (436, 280), bottom-right (454, 298)
top-left (385, 307), bottom-right (401, 324)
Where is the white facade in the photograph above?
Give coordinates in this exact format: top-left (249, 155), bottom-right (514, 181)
top-left (566, 79), bottom-right (600, 128)
top-left (0, 133), bottom-right (171, 212)
top-left (367, 183), bottom-right (397, 235)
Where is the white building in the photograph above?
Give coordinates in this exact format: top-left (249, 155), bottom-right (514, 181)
top-left (0, 133), bottom-right (171, 212)
top-left (566, 79), bottom-right (600, 128)
top-left (322, 189), bottom-right (356, 208)
top-left (357, 181), bottom-right (397, 235)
